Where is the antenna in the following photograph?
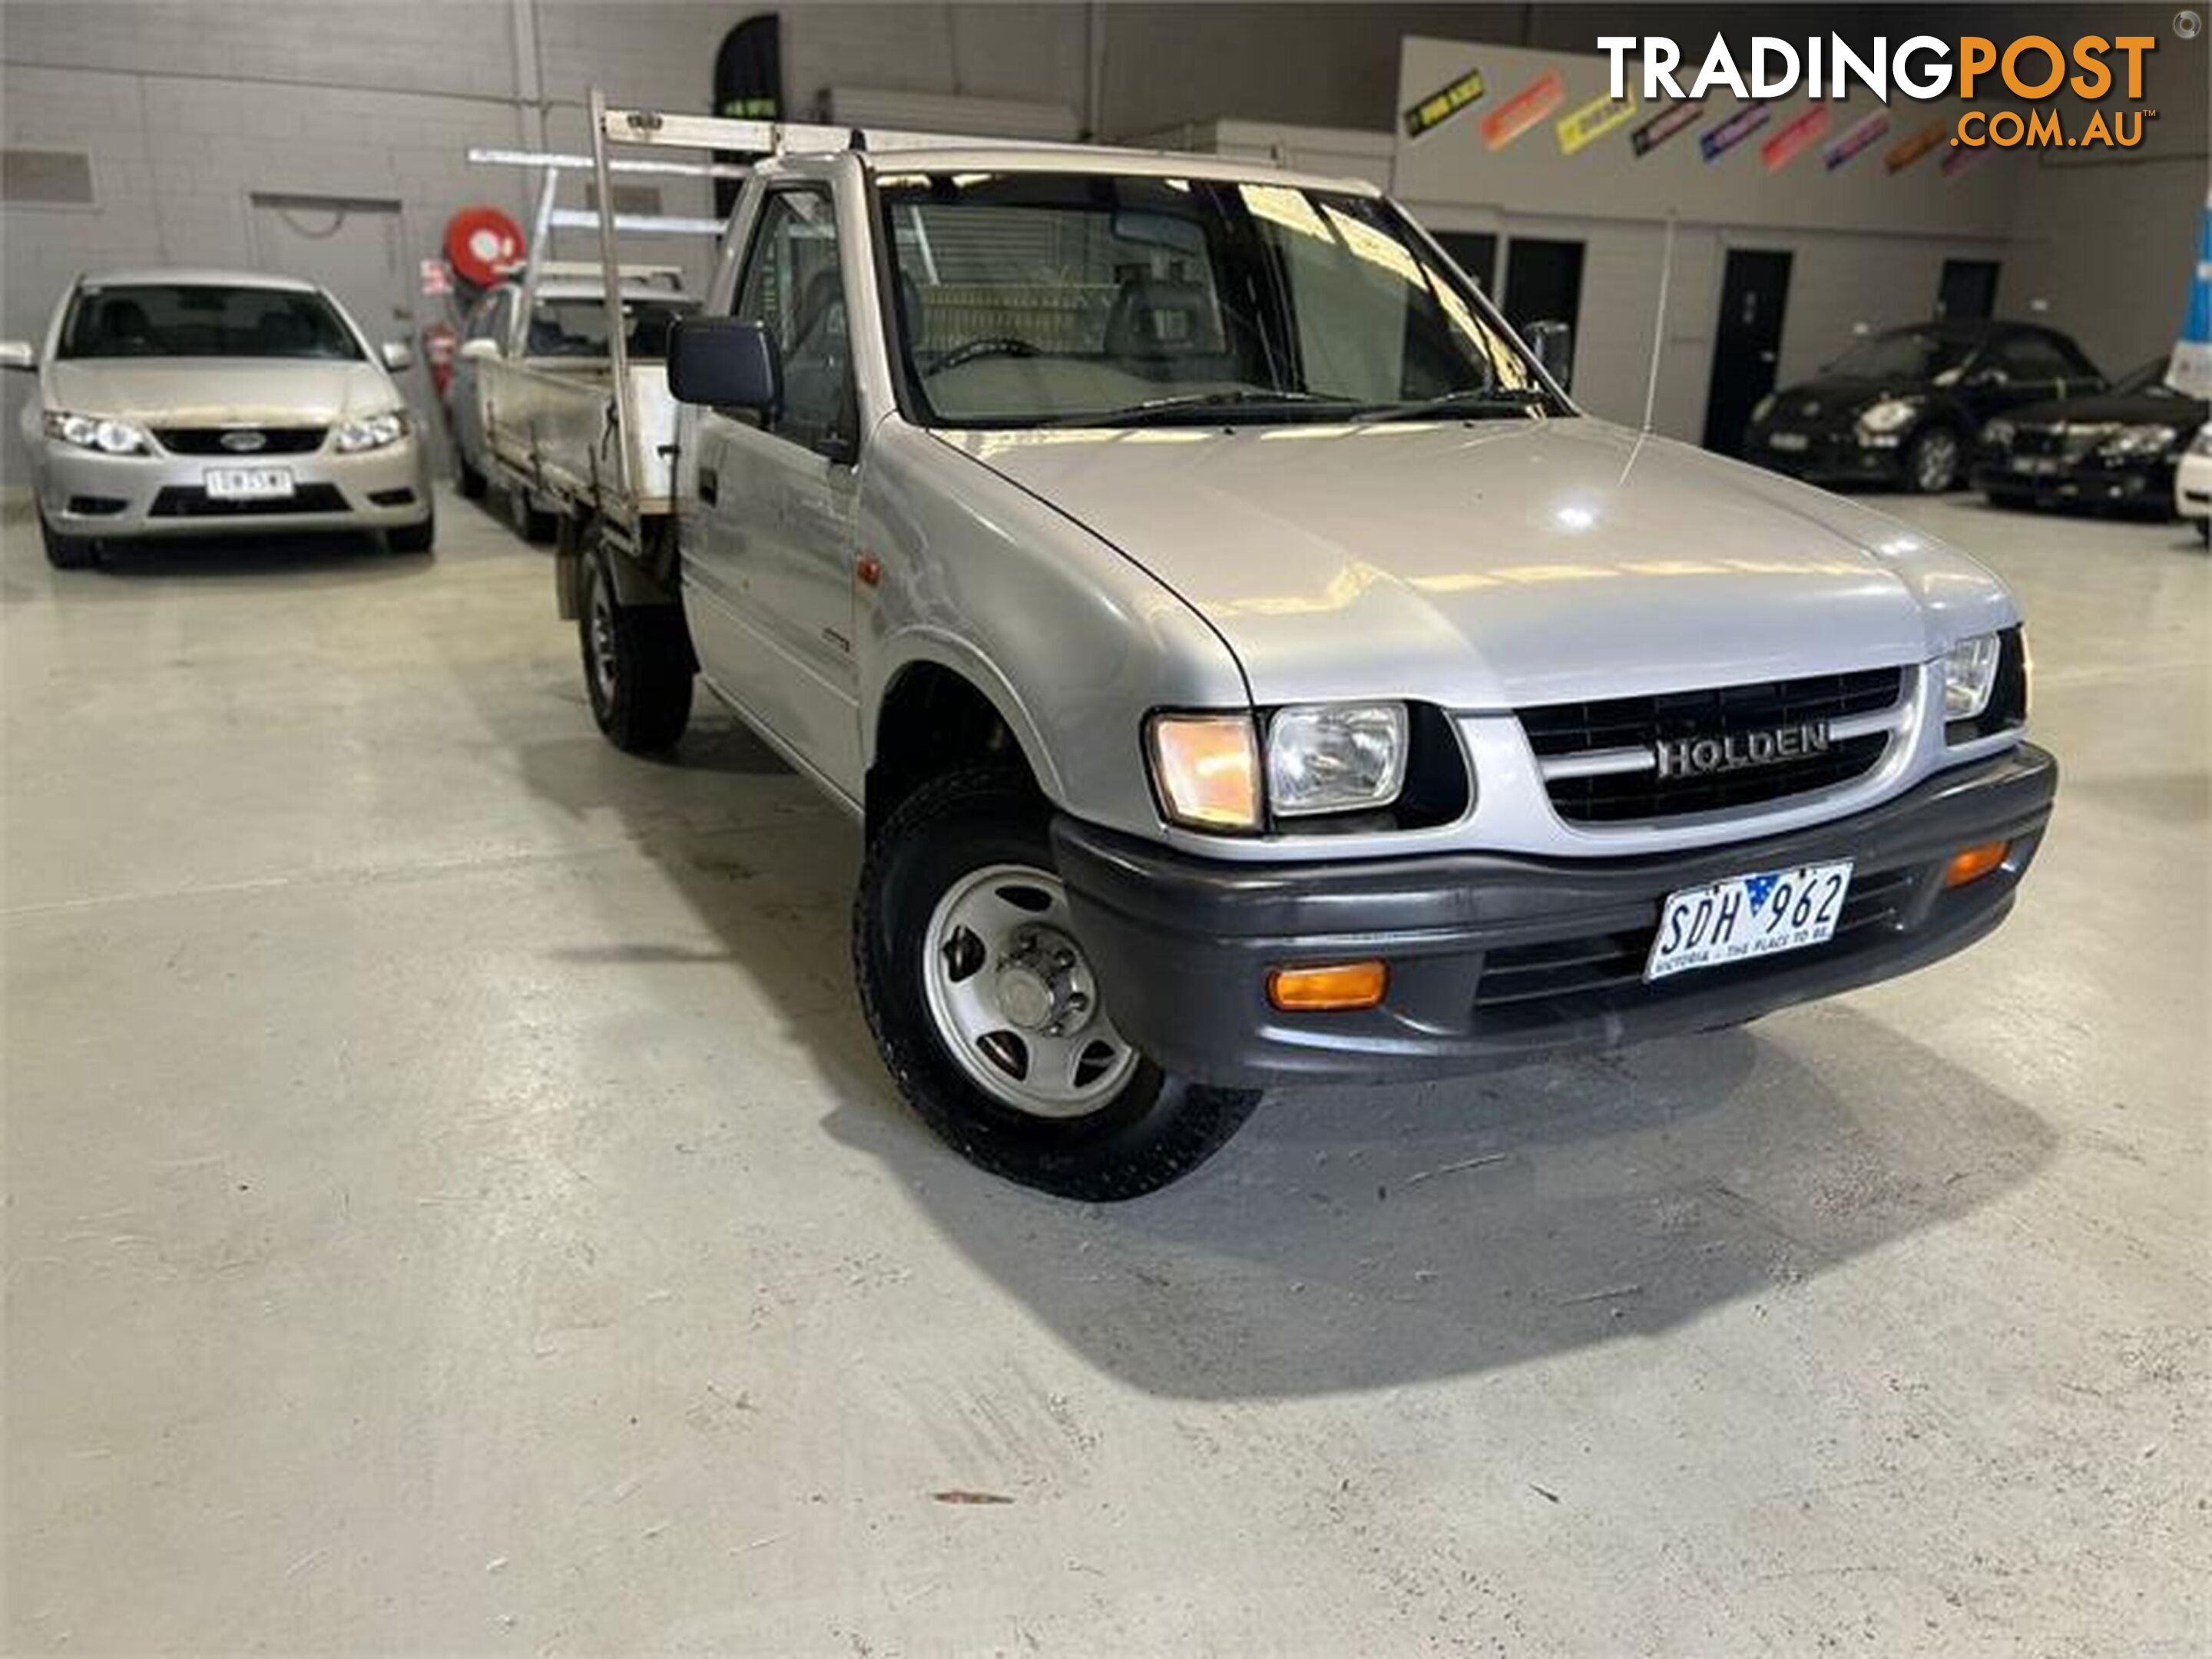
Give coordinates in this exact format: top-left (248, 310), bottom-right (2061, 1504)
top-left (1641, 214), bottom-right (1677, 435)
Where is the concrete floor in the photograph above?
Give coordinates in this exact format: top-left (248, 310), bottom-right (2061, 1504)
top-left (3, 485), bottom-right (2204, 1655)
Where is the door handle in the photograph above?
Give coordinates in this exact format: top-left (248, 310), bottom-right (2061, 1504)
top-left (697, 466), bottom-right (719, 505)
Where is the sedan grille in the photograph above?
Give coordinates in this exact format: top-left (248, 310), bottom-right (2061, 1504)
top-left (154, 426), bottom-right (327, 455)
top-left (149, 484), bottom-right (349, 518)
top-left (1519, 667), bottom-right (1907, 824)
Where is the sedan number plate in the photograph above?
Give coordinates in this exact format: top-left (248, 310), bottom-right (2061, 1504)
top-left (2010, 455), bottom-right (2063, 475)
top-left (204, 466), bottom-right (295, 501)
top-left (1768, 432), bottom-right (1810, 452)
top-left (1645, 860), bottom-right (1853, 982)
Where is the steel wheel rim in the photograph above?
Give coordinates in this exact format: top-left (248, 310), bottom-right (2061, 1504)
top-left (586, 565), bottom-right (618, 708)
top-left (1917, 432), bottom-right (1957, 491)
top-left (920, 861), bottom-right (1139, 1118)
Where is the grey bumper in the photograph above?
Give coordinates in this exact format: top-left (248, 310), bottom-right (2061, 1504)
top-left (1052, 744), bottom-right (2058, 1088)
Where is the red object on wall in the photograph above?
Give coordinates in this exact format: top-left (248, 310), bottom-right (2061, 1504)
top-left (420, 321), bottom-right (459, 401)
top-left (444, 207), bottom-right (525, 290)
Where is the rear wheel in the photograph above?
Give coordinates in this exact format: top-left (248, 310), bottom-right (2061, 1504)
top-left (855, 767), bottom-right (1261, 1200)
top-left (38, 513), bottom-right (99, 570)
top-left (580, 542), bottom-right (692, 753)
top-left (509, 486), bottom-right (556, 545)
top-left (1906, 426), bottom-right (1962, 494)
top-left (453, 444), bottom-right (487, 501)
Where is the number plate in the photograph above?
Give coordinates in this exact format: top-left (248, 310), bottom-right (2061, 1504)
top-left (2011, 455), bottom-right (2062, 475)
top-left (1768, 431), bottom-right (1810, 452)
top-left (204, 466), bottom-right (294, 501)
top-left (1645, 860), bottom-right (1853, 982)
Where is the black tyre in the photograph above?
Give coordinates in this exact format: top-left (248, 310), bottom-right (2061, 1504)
top-left (580, 542), bottom-right (692, 753)
top-left (1905, 426), bottom-right (1962, 494)
top-left (855, 767), bottom-right (1261, 1200)
top-left (1984, 488), bottom-right (2033, 512)
top-left (387, 512), bottom-right (435, 554)
top-left (454, 445), bottom-right (487, 501)
top-left (510, 486), bottom-right (556, 545)
top-left (2199, 518), bottom-right (2210, 545)
top-left (38, 513), bottom-right (99, 570)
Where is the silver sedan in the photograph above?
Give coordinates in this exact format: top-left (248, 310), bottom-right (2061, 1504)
top-left (5, 268), bottom-right (434, 568)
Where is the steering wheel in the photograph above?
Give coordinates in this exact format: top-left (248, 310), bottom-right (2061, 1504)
top-left (929, 336), bottom-right (1041, 375)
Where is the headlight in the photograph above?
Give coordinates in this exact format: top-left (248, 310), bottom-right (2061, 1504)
top-left (1267, 702), bottom-right (1408, 818)
top-left (44, 411), bottom-right (150, 455)
top-left (2190, 423), bottom-right (2212, 457)
top-left (333, 410), bottom-right (410, 452)
top-left (1147, 713), bottom-right (1260, 831)
top-left (1942, 634), bottom-right (2002, 721)
top-left (2098, 423), bottom-right (2179, 458)
top-left (1858, 398), bottom-right (1920, 435)
top-left (1982, 419), bottom-right (2015, 450)
top-left (1750, 392), bottom-right (1777, 425)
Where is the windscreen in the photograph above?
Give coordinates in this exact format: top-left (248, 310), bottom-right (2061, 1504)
top-left (875, 171), bottom-right (1548, 427)
top-left (2111, 357), bottom-right (2185, 397)
top-left (1827, 329), bottom-right (1975, 382)
top-left (59, 284), bottom-right (362, 361)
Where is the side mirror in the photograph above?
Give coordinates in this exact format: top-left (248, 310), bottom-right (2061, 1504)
top-left (381, 339), bottom-right (416, 373)
top-left (1525, 319), bottom-right (1573, 394)
top-left (0, 340), bottom-right (35, 372)
top-left (1969, 365), bottom-right (2008, 388)
top-left (669, 316), bottom-right (780, 416)
top-left (455, 337), bottom-right (502, 362)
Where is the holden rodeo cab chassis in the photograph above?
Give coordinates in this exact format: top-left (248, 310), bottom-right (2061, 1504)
top-left (554, 98), bottom-right (2057, 1199)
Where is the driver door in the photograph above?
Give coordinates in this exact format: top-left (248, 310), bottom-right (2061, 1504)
top-left (685, 187), bottom-right (864, 798)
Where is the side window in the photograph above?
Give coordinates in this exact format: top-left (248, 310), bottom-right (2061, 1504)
top-left (1992, 332), bottom-right (2071, 382)
top-left (2046, 332), bottom-right (2099, 380)
top-left (731, 190), bottom-right (853, 454)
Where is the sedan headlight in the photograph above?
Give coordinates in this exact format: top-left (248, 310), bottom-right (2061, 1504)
top-left (44, 411), bottom-right (151, 455)
top-left (1942, 634), bottom-right (2003, 721)
top-left (1982, 419), bottom-right (2015, 450)
top-left (2190, 422), bottom-right (2212, 457)
top-left (1267, 702), bottom-right (1408, 818)
top-left (333, 410), bottom-right (410, 452)
top-left (1147, 713), bottom-right (1260, 831)
top-left (1858, 397), bottom-right (1920, 435)
top-left (1750, 392), bottom-right (1777, 425)
top-left (2098, 422), bottom-right (2180, 458)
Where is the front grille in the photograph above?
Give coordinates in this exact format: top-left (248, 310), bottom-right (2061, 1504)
top-left (149, 484), bottom-right (349, 518)
top-left (2009, 424), bottom-right (2107, 461)
top-left (1472, 866), bottom-right (1922, 1015)
top-left (153, 426), bottom-right (326, 455)
top-left (1521, 667), bottom-right (1906, 824)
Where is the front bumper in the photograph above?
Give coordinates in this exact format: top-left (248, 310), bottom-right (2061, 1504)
top-left (34, 437), bottom-right (432, 538)
top-left (1973, 454), bottom-right (2176, 511)
top-left (1747, 426), bottom-right (1909, 486)
top-left (1053, 745), bottom-right (2058, 1088)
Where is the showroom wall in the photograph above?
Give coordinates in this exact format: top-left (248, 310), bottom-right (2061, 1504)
top-left (2, 2), bottom-right (2204, 468)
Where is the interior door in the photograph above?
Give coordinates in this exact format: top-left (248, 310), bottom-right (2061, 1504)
top-left (248, 192), bottom-right (426, 428)
top-left (685, 187), bottom-right (863, 797)
top-left (1937, 260), bottom-right (2001, 322)
top-left (1500, 237), bottom-right (1584, 340)
top-left (1701, 248), bottom-right (1793, 455)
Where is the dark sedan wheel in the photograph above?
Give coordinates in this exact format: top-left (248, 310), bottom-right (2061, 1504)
top-left (1906, 426), bottom-right (1962, 494)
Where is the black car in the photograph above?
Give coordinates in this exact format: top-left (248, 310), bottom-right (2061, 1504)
top-left (1743, 320), bottom-right (2106, 494)
top-left (1972, 357), bottom-right (2209, 517)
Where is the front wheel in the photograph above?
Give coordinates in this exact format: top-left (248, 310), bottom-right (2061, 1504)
top-left (855, 768), bottom-right (1260, 1200)
top-left (39, 513), bottom-right (99, 570)
top-left (580, 543), bottom-right (693, 753)
top-left (1906, 426), bottom-right (1962, 494)
top-left (386, 512), bottom-right (435, 554)
top-left (453, 445), bottom-right (487, 501)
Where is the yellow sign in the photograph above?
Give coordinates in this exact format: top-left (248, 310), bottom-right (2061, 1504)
top-left (1403, 68), bottom-right (1487, 138)
top-left (1555, 89), bottom-right (1641, 156)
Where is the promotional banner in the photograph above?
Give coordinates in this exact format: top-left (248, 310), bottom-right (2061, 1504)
top-left (2171, 194), bottom-right (2212, 396)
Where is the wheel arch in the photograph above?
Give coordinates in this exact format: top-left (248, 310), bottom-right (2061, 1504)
top-left (866, 635), bottom-right (1066, 835)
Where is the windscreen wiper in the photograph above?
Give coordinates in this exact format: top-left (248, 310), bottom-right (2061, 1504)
top-left (1353, 386), bottom-right (1556, 424)
top-left (1048, 389), bottom-right (1361, 428)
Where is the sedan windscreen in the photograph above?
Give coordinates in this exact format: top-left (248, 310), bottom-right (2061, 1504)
top-left (1826, 329), bottom-right (1975, 383)
top-left (59, 284), bottom-right (363, 361)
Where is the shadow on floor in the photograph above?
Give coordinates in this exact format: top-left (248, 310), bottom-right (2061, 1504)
top-left (492, 687), bottom-right (2058, 1401)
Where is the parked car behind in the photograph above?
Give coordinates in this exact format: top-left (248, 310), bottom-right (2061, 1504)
top-left (4, 270), bottom-right (432, 569)
top-left (1744, 319), bottom-right (2105, 495)
top-left (446, 273), bottom-right (698, 508)
top-left (1974, 358), bottom-right (2210, 518)
top-left (2177, 422), bottom-right (2212, 541)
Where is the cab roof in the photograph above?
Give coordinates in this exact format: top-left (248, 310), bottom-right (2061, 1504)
top-left (765, 144), bottom-right (1384, 200)
top-left (78, 268), bottom-right (322, 293)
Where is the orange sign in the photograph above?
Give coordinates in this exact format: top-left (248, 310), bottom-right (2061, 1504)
top-left (1482, 71), bottom-right (1567, 151)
